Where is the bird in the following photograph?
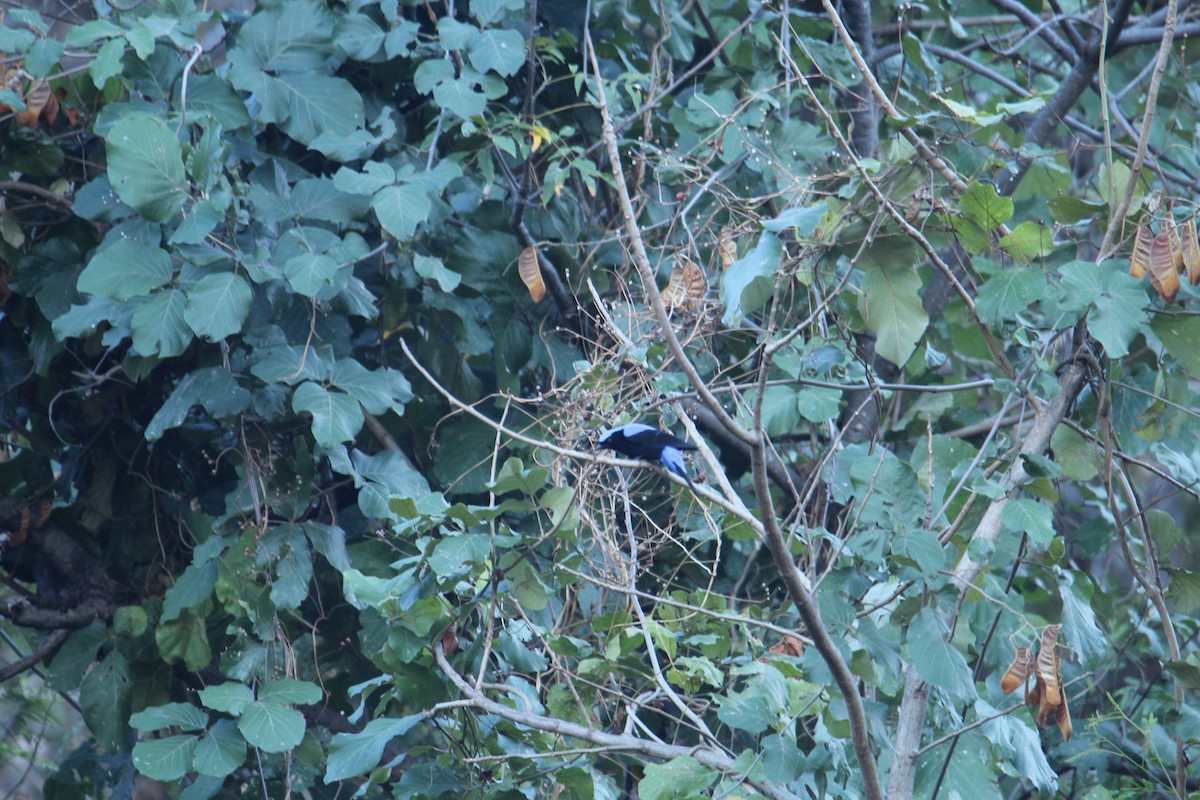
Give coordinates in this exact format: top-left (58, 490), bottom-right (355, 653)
top-left (597, 423), bottom-right (699, 495)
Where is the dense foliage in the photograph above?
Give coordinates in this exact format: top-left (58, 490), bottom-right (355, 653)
top-left (0, 0), bottom-right (1198, 798)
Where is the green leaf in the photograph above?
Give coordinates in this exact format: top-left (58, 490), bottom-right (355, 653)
top-left (80, 650), bottom-right (133, 751)
top-left (129, 703), bottom-right (208, 733)
top-left (467, 28), bottom-right (526, 77)
top-left (292, 382), bottom-right (365, 447)
top-left (1058, 571), bottom-right (1107, 668)
top-left (414, 254), bottom-right (462, 292)
top-left (161, 559), bottom-right (219, 623)
top-left (193, 719), bottom-right (245, 777)
top-left (998, 221), bottom-right (1054, 259)
top-left (199, 683), bottom-right (254, 715)
top-left (959, 181), bottom-right (1013, 230)
top-left (975, 268), bottom-right (1045, 326)
top-left (330, 359), bottom-right (400, 414)
top-left (264, 72), bottom-right (365, 145)
top-left (335, 12), bottom-right (386, 60)
top-left (433, 75), bottom-right (488, 119)
top-left (859, 266), bottom-right (928, 367)
top-left (78, 240), bottom-right (173, 300)
top-left (325, 715), bottom-right (422, 781)
top-left (373, 182), bottom-right (431, 241)
top-left (721, 231), bottom-right (781, 326)
top-left (891, 529), bottom-right (945, 575)
top-left (1050, 425), bottom-right (1100, 480)
top-left (184, 272), bottom-right (253, 341)
top-left (796, 387), bottom-right (841, 422)
top-left (259, 679), bottom-right (322, 705)
top-left (760, 733), bottom-right (806, 784)
top-left (132, 288), bottom-right (193, 357)
top-left (156, 611), bottom-right (212, 671)
top-left (90, 37), bottom-right (126, 87)
top-left (1150, 314), bottom-right (1200, 378)
top-left (145, 368), bottom-right (251, 441)
top-left (639, 756), bottom-right (718, 800)
top-left (1057, 261), bottom-right (1149, 358)
top-left (761, 203), bottom-right (826, 235)
top-left (428, 533), bottom-right (490, 577)
top-left (285, 252), bottom-right (339, 296)
top-left (238, 701), bottom-right (306, 753)
top-left (104, 116), bottom-right (187, 223)
top-left (1001, 498), bottom-right (1054, 545)
top-left (132, 735), bottom-right (197, 781)
top-left (907, 609), bottom-right (975, 700)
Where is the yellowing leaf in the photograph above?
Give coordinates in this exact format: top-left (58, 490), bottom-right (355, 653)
top-left (518, 246), bottom-right (545, 303)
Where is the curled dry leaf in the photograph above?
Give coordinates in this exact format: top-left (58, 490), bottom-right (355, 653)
top-left (1037, 624), bottom-right (1062, 707)
top-left (15, 80), bottom-right (51, 127)
top-left (1023, 623), bottom-right (1072, 740)
top-left (1130, 223), bottom-right (1152, 279)
top-left (1000, 645), bottom-right (1032, 694)
top-left (1181, 218), bottom-right (1200, 285)
top-left (662, 258), bottom-right (706, 312)
top-left (518, 246), bottom-right (546, 303)
top-left (718, 226), bottom-right (737, 269)
top-left (1148, 232), bottom-right (1181, 302)
top-left (1168, 221), bottom-right (1185, 273)
top-left (1054, 690), bottom-right (1073, 740)
top-left (767, 634), bottom-right (805, 658)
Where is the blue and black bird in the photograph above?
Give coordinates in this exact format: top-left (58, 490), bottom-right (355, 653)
top-left (597, 423), bottom-right (699, 495)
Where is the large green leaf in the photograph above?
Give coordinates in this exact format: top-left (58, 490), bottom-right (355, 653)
top-left (639, 756), bottom-right (717, 800)
top-left (104, 116), bottom-right (187, 223)
top-left (372, 182), bottom-right (431, 241)
top-left (907, 609), bottom-right (975, 701)
top-left (292, 382), bottom-right (365, 447)
top-left (145, 368), bottom-right (251, 441)
top-left (721, 231), bottom-right (781, 327)
top-left (80, 650), bottom-right (133, 751)
top-left (1000, 498), bottom-right (1055, 545)
top-left (184, 272), bottom-right (253, 340)
top-left (131, 735), bottom-right (198, 781)
top-left (129, 702), bottom-right (208, 733)
top-left (975, 267), bottom-right (1045, 326)
top-left (78, 239), bottom-right (173, 300)
top-left (1150, 313), bottom-right (1200, 377)
top-left (467, 28), bottom-right (526, 77)
top-left (859, 265), bottom-right (928, 367)
top-left (1056, 261), bottom-right (1148, 358)
top-left (132, 288), bottom-right (192, 357)
top-left (325, 715), bottom-right (422, 781)
top-left (193, 719), bottom-right (245, 777)
top-left (238, 701), bottom-right (306, 753)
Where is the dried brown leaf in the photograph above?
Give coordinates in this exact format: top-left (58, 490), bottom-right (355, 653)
top-left (767, 634), bottom-right (805, 658)
top-left (1055, 692), bottom-right (1073, 740)
top-left (1169, 221), bottom-right (1185, 273)
top-left (662, 258), bottom-right (706, 312)
top-left (518, 246), bottom-right (545, 303)
top-left (1148, 233), bottom-right (1181, 302)
top-left (718, 227), bottom-right (737, 269)
top-left (15, 79), bottom-right (49, 127)
top-left (1037, 625), bottom-right (1062, 708)
top-left (1181, 218), bottom-right (1200, 285)
top-left (1131, 223), bottom-right (1152, 279)
top-left (1000, 645), bottom-right (1032, 694)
